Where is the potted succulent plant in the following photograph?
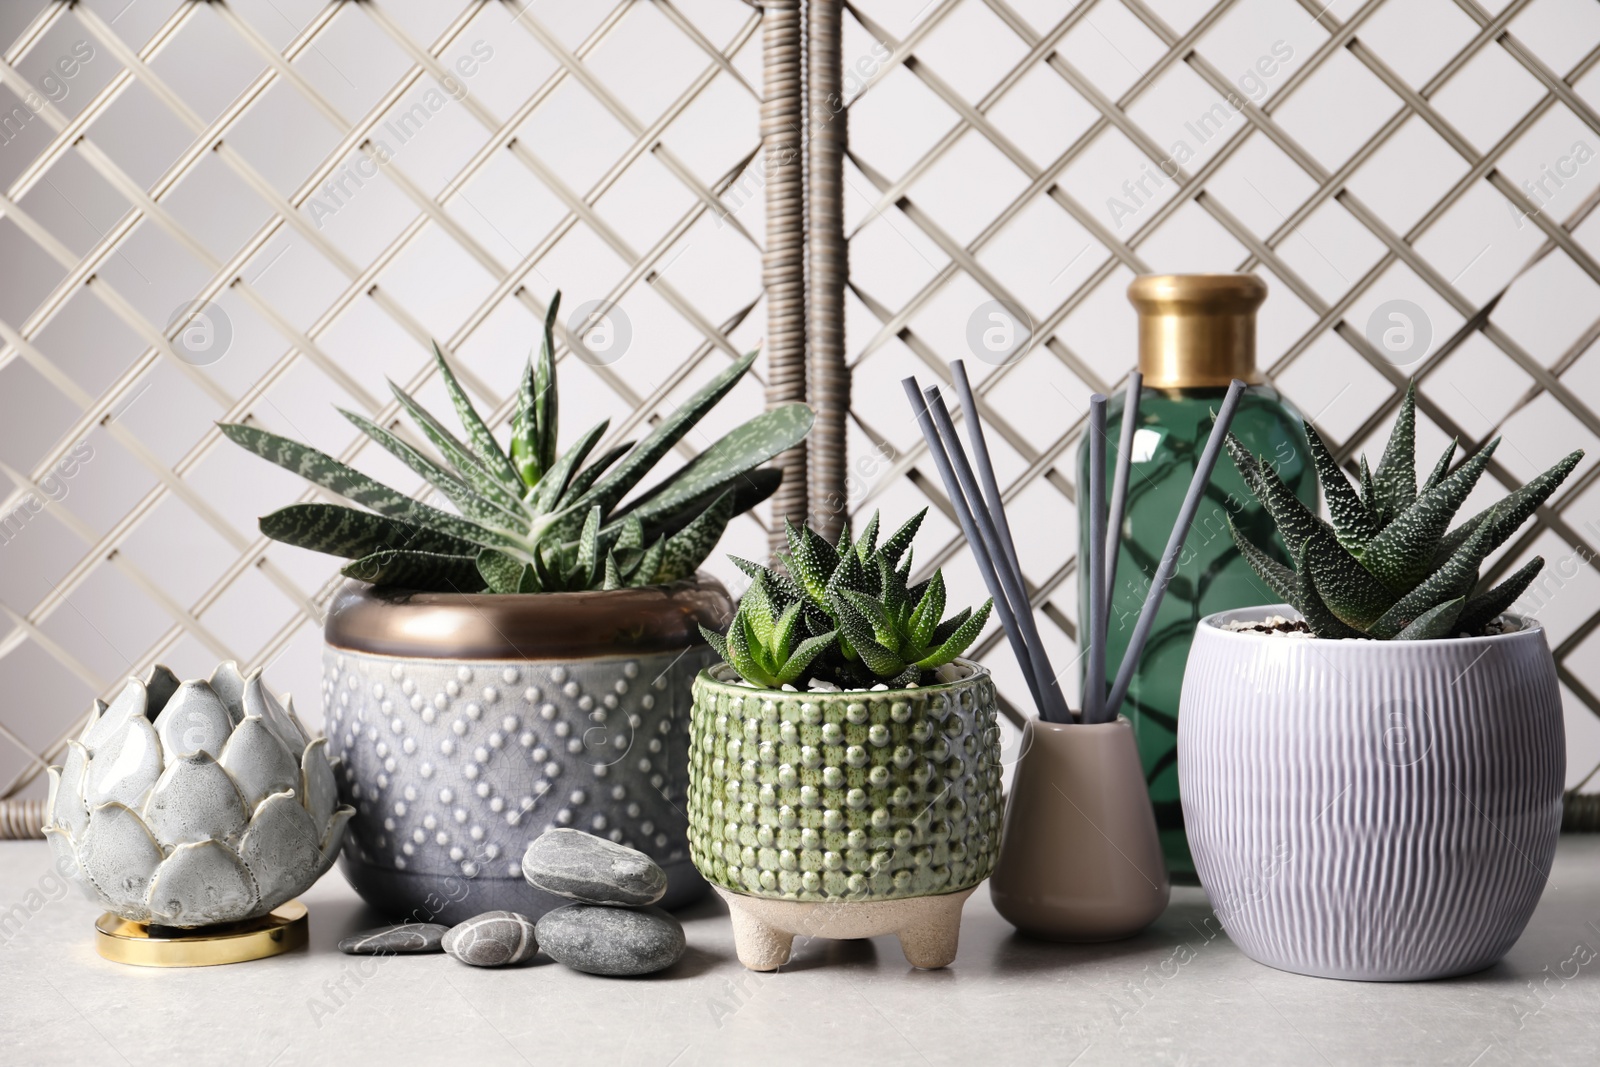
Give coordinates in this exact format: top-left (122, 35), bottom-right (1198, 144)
top-left (223, 296), bottom-right (812, 923)
top-left (687, 511), bottom-right (1003, 971)
top-left (1180, 384), bottom-right (1582, 980)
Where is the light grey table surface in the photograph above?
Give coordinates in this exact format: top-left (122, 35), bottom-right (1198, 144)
top-left (1, 837), bottom-right (1596, 1066)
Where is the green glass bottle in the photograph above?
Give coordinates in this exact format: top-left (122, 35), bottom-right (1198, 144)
top-left (1077, 275), bottom-right (1317, 885)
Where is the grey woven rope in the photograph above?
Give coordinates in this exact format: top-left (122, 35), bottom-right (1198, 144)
top-left (760, 0), bottom-right (810, 558)
top-left (805, 0), bottom-right (849, 543)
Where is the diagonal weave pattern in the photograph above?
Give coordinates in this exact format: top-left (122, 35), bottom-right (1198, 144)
top-left (0, 0), bottom-right (775, 804)
top-left (833, 0), bottom-right (1600, 775)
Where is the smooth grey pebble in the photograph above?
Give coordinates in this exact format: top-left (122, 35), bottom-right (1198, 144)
top-left (522, 827), bottom-right (667, 906)
top-left (338, 923), bottom-right (450, 955)
top-left (536, 903), bottom-right (686, 976)
top-left (442, 910), bottom-right (538, 967)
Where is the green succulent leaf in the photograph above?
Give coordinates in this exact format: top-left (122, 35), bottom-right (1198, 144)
top-left (1226, 433), bottom-right (1328, 552)
top-left (217, 422), bottom-right (524, 552)
top-left (342, 549), bottom-right (484, 591)
top-left (1302, 529), bottom-right (1397, 629)
top-left (338, 408), bottom-right (528, 532)
top-left (602, 550), bottom-right (623, 591)
top-left (429, 341), bottom-right (522, 490)
top-left (575, 505), bottom-right (603, 586)
top-left (699, 624), bottom-right (731, 665)
top-left (854, 511), bottom-right (880, 563)
top-left (618, 403), bottom-right (812, 530)
top-left (655, 488), bottom-right (735, 583)
top-left (1358, 454), bottom-right (1376, 511)
top-left (1293, 537), bottom-right (1364, 639)
top-left (1303, 423), bottom-right (1379, 553)
top-left (781, 631), bottom-right (836, 683)
top-left (930, 606), bottom-right (973, 647)
top-left (915, 598), bottom-right (991, 669)
top-left (1360, 438), bottom-right (1497, 590)
top-left (476, 548), bottom-right (535, 593)
top-left (387, 379), bottom-right (528, 516)
top-left (878, 509), bottom-right (925, 570)
top-left (1392, 596), bottom-right (1465, 641)
top-left (1422, 439), bottom-right (1458, 494)
top-left (259, 503), bottom-right (477, 560)
top-left (1371, 382), bottom-right (1418, 520)
top-left (832, 595), bottom-right (906, 677)
top-left (908, 569), bottom-right (947, 648)
top-left (566, 351), bottom-right (760, 522)
top-left (533, 419), bottom-right (609, 514)
top-left (1227, 516), bottom-right (1298, 606)
top-left (1456, 556), bottom-right (1544, 635)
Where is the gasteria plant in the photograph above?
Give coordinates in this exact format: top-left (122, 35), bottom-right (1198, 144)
top-left (702, 510), bottom-right (993, 689)
top-left (1227, 383), bottom-right (1582, 640)
top-left (221, 295), bottom-right (812, 593)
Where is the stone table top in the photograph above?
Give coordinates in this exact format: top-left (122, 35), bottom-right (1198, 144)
top-left (2, 837), bottom-right (1597, 1065)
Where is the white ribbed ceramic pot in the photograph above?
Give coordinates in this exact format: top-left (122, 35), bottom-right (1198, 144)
top-left (1179, 606), bottom-right (1564, 982)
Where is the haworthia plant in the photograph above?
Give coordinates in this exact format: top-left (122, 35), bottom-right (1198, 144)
top-left (1228, 382), bottom-right (1582, 639)
top-left (702, 510), bottom-right (993, 689)
top-left (222, 292), bottom-right (813, 593)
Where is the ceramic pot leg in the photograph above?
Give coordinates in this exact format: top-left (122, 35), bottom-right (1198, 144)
top-left (895, 894), bottom-right (963, 969)
top-left (725, 899), bottom-right (795, 971)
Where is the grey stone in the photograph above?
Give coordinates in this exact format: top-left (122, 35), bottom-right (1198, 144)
top-left (442, 910), bottom-right (538, 967)
top-left (338, 923), bottom-right (450, 955)
top-left (536, 903), bottom-right (686, 976)
top-left (522, 828), bottom-right (668, 906)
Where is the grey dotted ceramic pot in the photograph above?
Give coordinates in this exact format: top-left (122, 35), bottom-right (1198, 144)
top-left (323, 577), bottom-right (731, 925)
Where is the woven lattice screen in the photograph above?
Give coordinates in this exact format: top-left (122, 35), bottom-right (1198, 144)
top-left (3, 0), bottom-right (1600, 814)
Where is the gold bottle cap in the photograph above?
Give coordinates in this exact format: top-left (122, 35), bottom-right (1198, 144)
top-left (1127, 274), bottom-right (1266, 388)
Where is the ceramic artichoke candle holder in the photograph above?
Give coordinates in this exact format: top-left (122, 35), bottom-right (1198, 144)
top-left (42, 663), bottom-right (352, 929)
top-left (687, 660), bottom-right (1003, 970)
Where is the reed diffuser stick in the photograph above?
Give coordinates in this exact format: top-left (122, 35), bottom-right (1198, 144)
top-left (950, 361), bottom-right (1025, 590)
top-left (1104, 379), bottom-right (1247, 721)
top-left (901, 377), bottom-right (1048, 716)
top-left (1103, 371), bottom-right (1142, 614)
top-left (1085, 395), bottom-right (1109, 725)
top-left (923, 385), bottom-right (1071, 723)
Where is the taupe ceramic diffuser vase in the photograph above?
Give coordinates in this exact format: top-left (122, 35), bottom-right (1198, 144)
top-left (989, 718), bottom-right (1169, 941)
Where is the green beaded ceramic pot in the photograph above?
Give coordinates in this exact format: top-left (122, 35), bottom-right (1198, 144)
top-left (687, 660), bottom-right (1003, 903)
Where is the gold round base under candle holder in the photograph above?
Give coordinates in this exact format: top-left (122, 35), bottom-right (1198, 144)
top-left (94, 901), bottom-right (309, 967)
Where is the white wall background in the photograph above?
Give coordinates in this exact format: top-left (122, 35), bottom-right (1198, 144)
top-left (2, 0), bottom-right (1599, 802)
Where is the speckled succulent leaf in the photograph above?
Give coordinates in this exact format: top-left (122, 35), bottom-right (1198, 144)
top-left (742, 572), bottom-right (781, 646)
top-left (217, 423), bottom-right (521, 551)
top-left (634, 536), bottom-right (666, 590)
top-left (654, 488), bottom-right (734, 583)
top-left (532, 419), bottom-right (609, 514)
top-left (1303, 423), bottom-right (1379, 552)
top-left (1361, 439), bottom-right (1498, 590)
top-left (342, 549), bottom-right (486, 592)
top-left (831, 596), bottom-right (906, 677)
top-left (575, 506), bottom-right (603, 585)
top-left (535, 295), bottom-right (560, 475)
top-left (877, 509), bottom-right (925, 570)
top-left (338, 408), bottom-right (526, 532)
top-left (567, 351), bottom-right (759, 521)
top-left (784, 519), bottom-right (837, 605)
top-left (634, 468), bottom-right (784, 546)
top-left (915, 599), bottom-right (991, 669)
top-left (386, 379), bottom-right (528, 515)
top-left (1457, 556), bottom-right (1545, 635)
top-left (908, 569), bottom-right (946, 648)
top-left (840, 589), bottom-right (894, 642)
top-left (430, 341), bottom-right (522, 491)
top-left (1227, 515), bottom-right (1299, 605)
top-left (1293, 538), bottom-right (1364, 639)
top-left (560, 441), bottom-right (632, 505)
top-left (826, 535), bottom-right (869, 602)
top-left (1358, 454), bottom-right (1376, 510)
top-left (1366, 515), bottom-right (1496, 639)
top-left (928, 606), bottom-right (972, 647)
top-left (1473, 449), bottom-right (1582, 554)
top-left (1227, 432), bottom-right (1327, 551)
top-left (772, 599), bottom-right (803, 656)
top-left (616, 513), bottom-right (645, 552)
top-left (699, 624), bottom-right (731, 665)
top-left (782, 631), bottom-right (837, 682)
top-left (259, 504), bottom-right (478, 561)
top-left (876, 554), bottom-right (909, 622)
top-left (476, 548), bottom-right (531, 594)
top-left (602, 550), bottom-right (624, 590)
top-left (1371, 383), bottom-right (1418, 520)
top-left (1422, 438), bottom-right (1459, 494)
top-left (854, 511), bottom-right (880, 563)
top-left (1393, 596), bottom-right (1466, 640)
top-left (618, 403), bottom-right (812, 531)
